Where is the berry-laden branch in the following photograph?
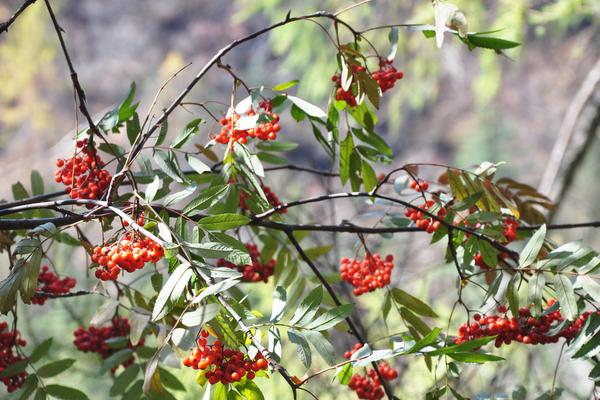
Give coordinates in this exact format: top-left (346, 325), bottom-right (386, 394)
top-left (285, 231), bottom-right (396, 400)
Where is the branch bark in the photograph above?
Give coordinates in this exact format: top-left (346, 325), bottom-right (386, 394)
top-left (0, 0), bottom-right (38, 34)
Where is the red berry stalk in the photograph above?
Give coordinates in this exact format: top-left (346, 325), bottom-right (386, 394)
top-left (31, 265), bottom-right (77, 305)
top-left (182, 330), bottom-right (268, 385)
top-left (217, 243), bottom-right (276, 283)
top-left (0, 322), bottom-right (28, 393)
top-left (54, 138), bottom-right (111, 205)
top-left (340, 254), bottom-right (394, 296)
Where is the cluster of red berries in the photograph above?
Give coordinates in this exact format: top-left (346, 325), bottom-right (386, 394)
top-left (73, 317), bottom-right (140, 372)
top-left (331, 60), bottom-right (404, 107)
top-left (239, 184), bottom-right (287, 214)
top-left (32, 266), bottom-right (77, 305)
top-left (404, 199), bottom-right (446, 234)
top-left (409, 179), bottom-right (429, 192)
top-left (182, 330), bottom-right (268, 385)
top-left (0, 322), bottom-right (28, 393)
top-left (455, 300), bottom-right (595, 347)
top-left (217, 243), bottom-right (276, 283)
top-left (344, 344), bottom-right (398, 400)
top-left (54, 138), bottom-right (111, 203)
top-left (472, 218), bottom-right (518, 269)
top-left (214, 100), bottom-right (281, 145)
top-left (340, 254), bottom-right (394, 296)
top-left (371, 59), bottom-right (404, 93)
top-left (91, 233), bottom-right (164, 281)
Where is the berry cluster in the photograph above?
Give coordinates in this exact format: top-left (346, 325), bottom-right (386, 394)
top-left (217, 243), bottom-right (276, 283)
top-left (239, 184), bottom-right (287, 214)
top-left (472, 218), bottom-right (518, 270)
top-left (73, 317), bottom-right (140, 372)
top-left (32, 266), bottom-right (77, 305)
top-left (214, 100), bottom-right (281, 145)
top-left (340, 254), bottom-right (394, 296)
top-left (404, 199), bottom-right (445, 234)
top-left (182, 330), bottom-right (268, 385)
top-left (344, 344), bottom-right (398, 400)
top-left (331, 60), bottom-right (404, 107)
top-left (371, 59), bottom-right (404, 93)
top-left (0, 322), bottom-right (28, 393)
top-left (54, 138), bottom-right (111, 203)
top-left (91, 233), bottom-right (164, 281)
top-left (455, 300), bottom-right (595, 347)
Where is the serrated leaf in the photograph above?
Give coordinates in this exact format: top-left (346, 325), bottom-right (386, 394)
top-left (37, 359), bottom-right (75, 378)
top-left (172, 118), bottom-right (203, 148)
top-left (577, 275), bottom-right (600, 303)
top-left (392, 288), bottom-right (438, 317)
top-left (163, 185), bottom-right (197, 207)
top-left (154, 150), bottom-right (184, 183)
top-left (554, 275), bottom-right (577, 321)
top-left (304, 330), bottom-right (336, 365)
top-left (270, 286), bottom-right (287, 323)
top-left (528, 272), bottom-right (546, 315)
top-left (288, 329), bottom-right (312, 369)
top-left (197, 214), bottom-right (250, 231)
top-left (181, 303), bottom-right (220, 327)
top-left (152, 262), bottom-right (192, 321)
top-left (287, 95), bottom-right (327, 118)
top-left (304, 304), bottom-right (353, 331)
top-left (45, 385), bottom-right (89, 400)
top-left (110, 365), bottom-right (140, 396)
top-left (519, 225), bottom-right (546, 267)
top-left (183, 185), bottom-right (229, 214)
top-left (290, 286), bottom-right (323, 326)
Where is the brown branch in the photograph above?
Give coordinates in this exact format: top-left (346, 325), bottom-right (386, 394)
top-left (285, 231), bottom-right (396, 400)
top-left (0, 0), bottom-right (38, 34)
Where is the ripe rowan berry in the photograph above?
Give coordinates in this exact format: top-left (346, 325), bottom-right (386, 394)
top-left (217, 243), bottom-right (276, 283)
top-left (91, 233), bottom-right (164, 281)
top-left (340, 254), bottom-right (394, 296)
top-left (31, 265), bottom-right (76, 305)
top-left (0, 322), bottom-right (28, 392)
top-left (54, 137), bottom-right (111, 205)
top-left (182, 330), bottom-right (267, 385)
top-left (213, 100), bottom-right (281, 145)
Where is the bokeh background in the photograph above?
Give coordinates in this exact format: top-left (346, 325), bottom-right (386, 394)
top-left (1, 0), bottom-right (600, 399)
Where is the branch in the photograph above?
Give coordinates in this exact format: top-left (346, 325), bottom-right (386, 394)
top-left (0, 0), bottom-right (38, 34)
top-left (285, 231), bottom-right (396, 400)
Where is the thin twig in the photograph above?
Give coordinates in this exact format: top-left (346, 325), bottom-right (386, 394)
top-left (0, 0), bottom-right (38, 34)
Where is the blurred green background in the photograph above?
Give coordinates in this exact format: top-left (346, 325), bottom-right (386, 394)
top-left (1, 0), bottom-right (600, 398)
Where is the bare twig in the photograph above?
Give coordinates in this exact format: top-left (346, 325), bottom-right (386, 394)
top-left (0, 0), bottom-right (38, 34)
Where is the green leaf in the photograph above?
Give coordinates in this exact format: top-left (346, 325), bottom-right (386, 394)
top-left (30, 171), bottom-right (44, 195)
top-left (528, 271), bottom-right (546, 315)
top-left (20, 246), bottom-right (42, 303)
top-left (186, 155), bottom-right (212, 175)
top-left (127, 112), bottom-right (141, 145)
top-left (303, 245), bottom-right (333, 261)
top-left (28, 338), bottom-right (53, 364)
top-left (145, 175), bottom-right (161, 203)
top-left (287, 95), bottom-right (327, 118)
top-left (181, 303), bottom-right (221, 327)
top-left (197, 214), bottom-right (250, 231)
top-left (256, 141), bottom-right (298, 152)
top-left (577, 275), bottom-right (600, 303)
top-left (304, 304), bottom-right (353, 331)
top-left (568, 313), bottom-right (600, 358)
top-left (400, 307), bottom-right (432, 336)
top-left (288, 329), bottom-right (312, 369)
top-left (304, 330), bottom-right (336, 365)
top-left (339, 132), bottom-right (354, 185)
top-left (183, 185), bottom-right (229, 214)
top-left (156, 120), bottom-right (169, 146)
top-left (163, 185), bottom-right (197, 207)
top-left (37, 359), bottom-right (75, 378)
top-left (270, 286), bottom-right (287, 323)
top-left (392, 288), bottom-right (438, 317)
top-left (12, 181), bottom-right (29, 200)
top-left (100, 348), bottom-right (134, 374)
top-left (158, 367), bottom-right (186, 391)
top-left (447, 352), bottom-right (504, 363)
top-left (154, 150), bottom-right (184, 183)
top-left (0, 359), bottom-right (28, 378)
top-left (407, 327), bottom-right (442, 353)
top-left (554, 275), bottom-right (577, 321)
top-left (519, 225), bottom-right (546, 267)
top-left (110, 365), bottom-right (140, 396)
top-left (257, 152), bottom-right (288, 165)
top-left (337, 363), bottom-right (353, 385)
top-left (507, 274), bottom-right (521, 318)
top-left (466, 34), bottom-right (521, 50)
top-left (361, 160), bottom-right (377, 192)
top-left (272, 80), bottom-right (299, 91)
top-left (172, 118), bottom-right (203, 149)
top-left (290, 286), bottom-right (323, 326)
top-left (152, 262), bottom-right (192, 321)
top-left (45, 385), bottom-right (90, 400)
